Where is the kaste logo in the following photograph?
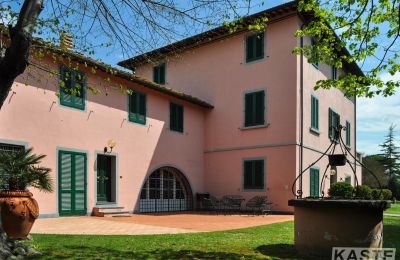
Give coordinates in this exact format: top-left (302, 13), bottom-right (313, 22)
top-left (332, 247), bottom-right (396, 260)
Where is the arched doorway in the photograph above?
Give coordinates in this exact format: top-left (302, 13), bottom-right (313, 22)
top-left (139, 166), bottom-right (193, 213)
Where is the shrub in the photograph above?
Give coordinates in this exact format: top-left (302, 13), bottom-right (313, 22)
top-left (328, 182), bottom-right (354, 199)
top-left (371, 189), bottom-right (383, 200)
top-left (355, 185), bottom-right (372, 199)
top-left (381, 189), bottom-right (393, 200)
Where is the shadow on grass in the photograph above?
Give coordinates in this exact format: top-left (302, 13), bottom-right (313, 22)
top-left (256, 244), bottom-right (302, 260)
top-left (30, 245), bottom-right (262, 259)
top-left (383, 221), bottom-right (400, 258)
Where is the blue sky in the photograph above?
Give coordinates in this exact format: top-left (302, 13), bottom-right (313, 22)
top-left (3, 0), bottom-right (399, 155)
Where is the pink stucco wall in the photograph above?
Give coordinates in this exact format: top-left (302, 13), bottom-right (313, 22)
top-left (136, 15), bottom-right (300, 212)
top-left (135, 14), bottom-right (360, 211)
top-left (0, 57), bottom-right (206, 216)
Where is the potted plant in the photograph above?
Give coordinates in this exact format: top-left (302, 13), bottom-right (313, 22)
top-left (0, 148), bottom-right (53, 239)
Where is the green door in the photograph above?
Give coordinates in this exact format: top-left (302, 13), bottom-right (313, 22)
top-left (97, 155), bottom-right (112, 202)
top-left (58, 151), bottom-right (87, 216)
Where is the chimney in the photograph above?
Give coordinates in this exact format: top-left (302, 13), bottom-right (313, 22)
top-left (60, 32), bottom-right (74, 50)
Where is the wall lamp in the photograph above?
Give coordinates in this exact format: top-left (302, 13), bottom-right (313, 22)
top-left (104, 139), bottom-right (116, 154)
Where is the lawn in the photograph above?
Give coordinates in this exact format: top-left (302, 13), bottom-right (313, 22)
top-left (386, 202), bottom-right (400, 215)
top-left (26, 217), bottom-right (399, 260)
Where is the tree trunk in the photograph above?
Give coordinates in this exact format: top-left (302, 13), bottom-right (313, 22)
top-left (0, 0), bottom-right (44, 109)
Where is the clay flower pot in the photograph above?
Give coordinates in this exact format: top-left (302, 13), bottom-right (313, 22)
top-left (0, 190), bottom-right (39, 239)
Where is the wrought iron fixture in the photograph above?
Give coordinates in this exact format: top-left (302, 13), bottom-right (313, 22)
top-left (292, 125), bottom-right (382, 199)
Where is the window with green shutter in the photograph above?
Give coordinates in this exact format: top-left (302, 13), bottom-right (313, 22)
top-left (128, 91), bottom-right (146, 125)
top-left (244, 90), bottom-right (265, 127)
top-left (310, 168), bottom-right (320, 197)
top-left (170, 102), bottom-right (183, 132)
top-left (153, 63), bottom-right (166, 84)
top-left (311, 95), bottom-right (319, 131)
top-left (311, 38), bottom-right (319, 69)
top-left (243, 159), bottom-right (264, 190)
top-left (328, 108), bottom-right (340, 141)
top-left (332, 66), bottom-right (338, 79)
top-left (346, 121), bottom-right (351, 147)
top-left (345, 176), bottom-right (351, 184)
top-left (59, 66), bottom-right (86, 110)
top-left (246, 32), bottom-right (264, 63)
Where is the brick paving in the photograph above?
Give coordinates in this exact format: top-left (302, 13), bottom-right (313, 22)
top-left (31, 213), bottom-right (293, 235)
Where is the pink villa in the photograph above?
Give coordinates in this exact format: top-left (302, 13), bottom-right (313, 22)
top-left (0, 2), bottom-right (362, 217)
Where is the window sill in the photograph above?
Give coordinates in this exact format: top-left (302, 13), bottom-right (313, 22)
top-left (309, 127), bottom-right (320, 135)
top-left (243, 188), bottom-right (266, 192)
top-left (241, 123), bottom-right (270, 130)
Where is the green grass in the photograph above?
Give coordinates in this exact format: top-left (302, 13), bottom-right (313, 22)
top-left (26, 217), bottom-right (399, 260)
top-left (386, 202), bottom-right (400, 215)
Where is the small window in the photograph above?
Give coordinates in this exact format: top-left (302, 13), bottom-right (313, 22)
top-left (170, 103), bottom-right (184, 133)
top-left (244, 90), bottom-right (265, 127)
top-left (246, 32), bottom-right (264, 63)
top-left (0, 143), bottom-right (25, 190)
top-left (59, 66), bottom-right (86, 110)
top-left (153, 63), bottom-right (166, 84)
top-left (243, 159), bottom-right (264, 190)
top-left (345, 121), bottom-right (351, 147)
top-left (311, 95), bottom-right (319, 131)
top-left (328, 108), bottom-right (340, 141)
top-left (332, 66), bottom-right (338, 79)
top-left (345, 176), bottom-right (351, 184)
top-left (128, 91), bottom-right (146, 125)
top-left (310, 168), bottom-right (320, 197)
top-left (311, 38), bottom-right (319, 69)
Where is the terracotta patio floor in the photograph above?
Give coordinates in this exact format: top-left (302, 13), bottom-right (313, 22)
top-left (31, 212), bottom-right (293, 235)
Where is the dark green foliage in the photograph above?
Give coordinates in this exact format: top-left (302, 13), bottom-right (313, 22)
top-left (381, 189), bottom-right (393, 200)
top-left (355, 185), bottom-right (372, 199)
top-left (362, 155), bottom-right (389, 188)
top-left (371, 189), bottom-right (383, 200)
top-left (328, 182), bottom-right (354, 199)
top-left (388, 177), bottom-right (400, 199)
top-left (0, 148), bottom-right (53, 192)
top-left (379, 124), bottom-right (400, 179)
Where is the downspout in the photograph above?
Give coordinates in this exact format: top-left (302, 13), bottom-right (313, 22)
top-left (299, 23), bottom-right (305, 198)
top-left (354, 93), bottom-right (357, 180)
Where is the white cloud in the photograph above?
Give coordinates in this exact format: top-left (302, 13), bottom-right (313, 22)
top-left (357, 72), bottom-right (400, 155)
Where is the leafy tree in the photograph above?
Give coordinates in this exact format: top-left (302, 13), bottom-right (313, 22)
top-left (1, 0), bottom-right (400, 110)
top-left (379, 124), bottom-right (400, 178)
top-left (362, 154), bottom-right (389, 188)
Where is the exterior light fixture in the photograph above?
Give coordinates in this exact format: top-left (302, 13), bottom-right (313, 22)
top-left (104, 139), bottom-right (116, 154)
top-left (330, 166), bottom-right (337, 176)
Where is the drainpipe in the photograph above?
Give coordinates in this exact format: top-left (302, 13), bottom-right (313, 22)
top-left (299, 23), bottom-right (305, 198)
top-left (354, 93), bottom-right (357, 181)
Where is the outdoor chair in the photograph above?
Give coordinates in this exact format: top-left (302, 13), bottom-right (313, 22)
top-left (221, 195), bottom-right (245, 214)
top-left (245, 196), bottom-right (273, 215)
top-left (201, 195), bottom-right (221, 214)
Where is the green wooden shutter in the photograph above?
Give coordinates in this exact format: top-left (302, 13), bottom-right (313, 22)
top-left (129, 92), bottom-right (146, 125)
top-left (153, 66), bottom-right (159, 83)
top-left (159, 64), bottom-right (166, 84)
top-left (59, 152), bottom-right (72, 213)
top-left (60, 66), bottom-right (72, 106)
top-left (177, 104), bottom-right (183, 132)
top-left (254, 160), bottom-right (264, 189)
top-left (244, 93), bottom-right (253, 127)
top-left (255, 91), bottom-right (265, 125)
top-left (243, 161), bottom-right (253, 189)
top-left (74, 154), bottom-right (86, 212)
top-left (310, 168), bottom-right (320, 197)
top-left (255, 33), bottom-right (264, 58)
top-left (72, 71), bottom-right (85, 110)
top-left (311, 96), bottom-right (319, 130)
top-left (246, 35), bottom-right (254, 62)
top-left (346, 121), bottom-right (351, 146)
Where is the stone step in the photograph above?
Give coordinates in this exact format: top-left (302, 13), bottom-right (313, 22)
top-left (92, 206), bottom-right (129, 217)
